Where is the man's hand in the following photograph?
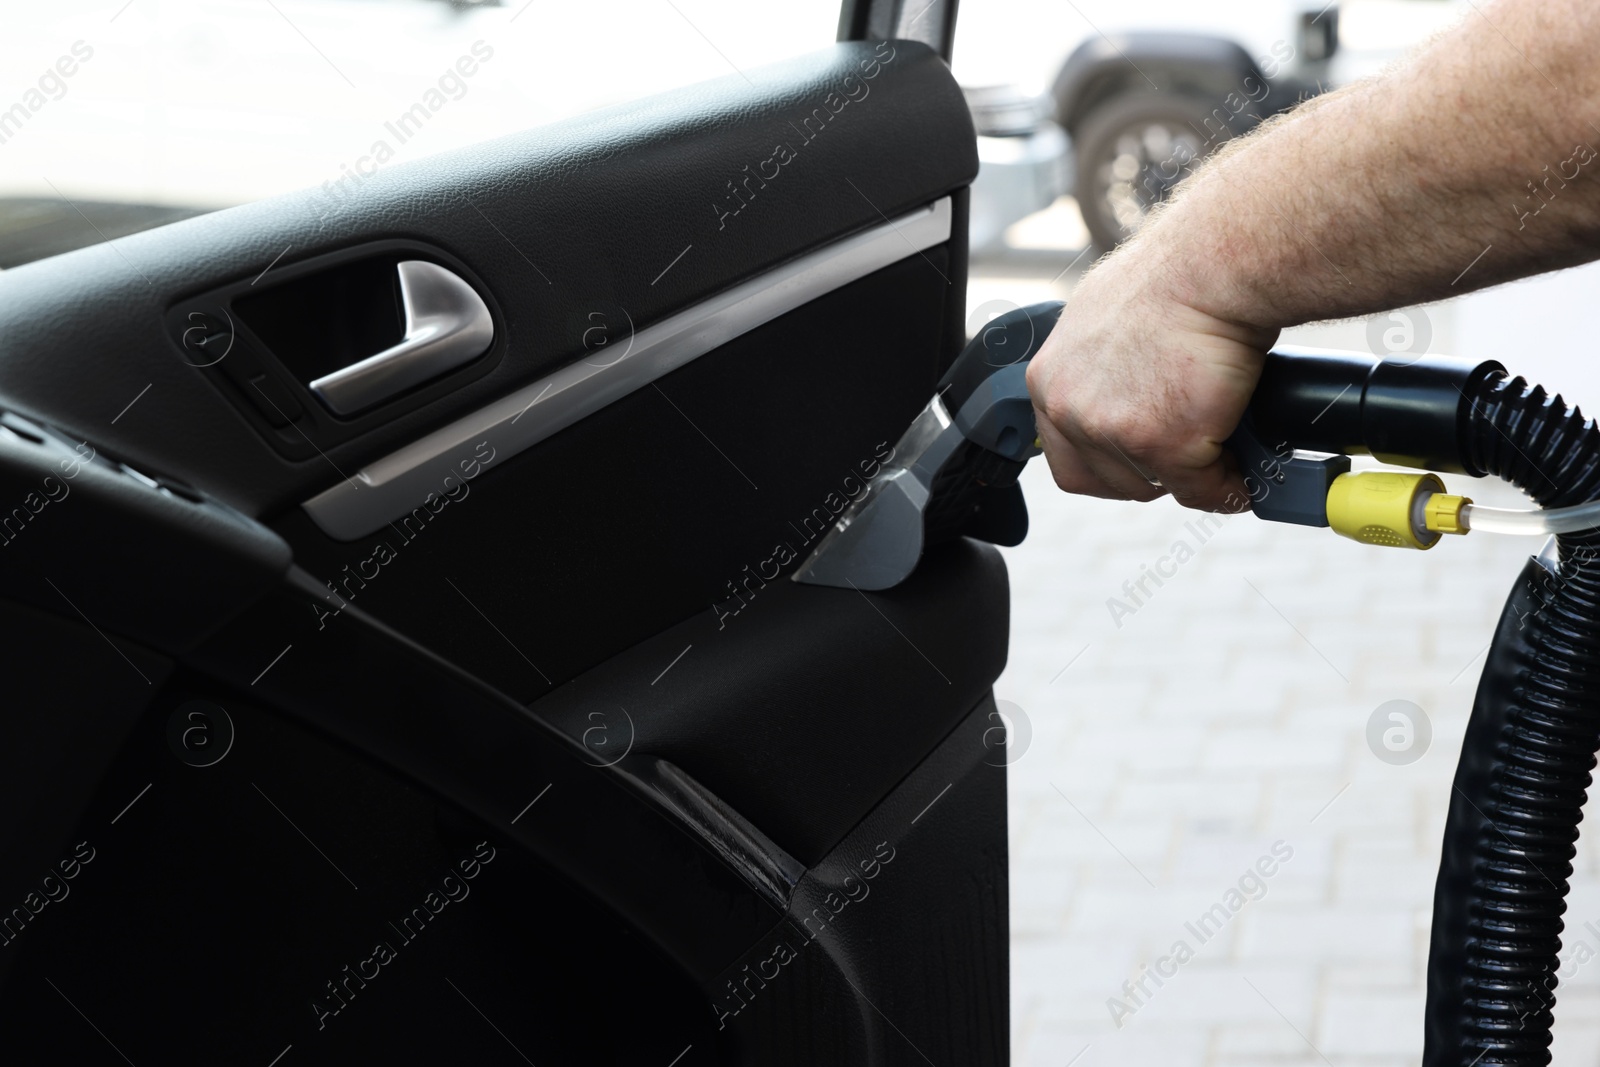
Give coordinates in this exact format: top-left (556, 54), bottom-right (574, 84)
top-left (1025, 244), bottom-right (1276, 512)
top-left (1023, 0), bottom-right (1600, 513)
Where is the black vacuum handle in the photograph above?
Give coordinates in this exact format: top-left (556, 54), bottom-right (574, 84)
top-left (943, 305), bottom-right (1503, 485)
top-left (1245, 346), bottom-right (1506, 475)
top-left (939, 302), bottom-right (1064, 417)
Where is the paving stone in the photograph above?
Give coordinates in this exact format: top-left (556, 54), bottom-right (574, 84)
top-left (1319, 991), bottom-right (1424, 1057)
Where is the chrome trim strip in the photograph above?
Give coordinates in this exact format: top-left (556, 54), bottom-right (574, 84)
top-left (302, 196), bottom-right (953, 540)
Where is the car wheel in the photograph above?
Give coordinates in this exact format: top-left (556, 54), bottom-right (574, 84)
top-left (1073, 93), bottom-right (1224, 252)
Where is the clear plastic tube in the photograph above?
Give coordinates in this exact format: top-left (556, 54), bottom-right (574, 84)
top-left (1461, 499), bottom-right (1600, 535)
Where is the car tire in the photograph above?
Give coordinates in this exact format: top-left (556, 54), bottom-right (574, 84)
top-left (1073, 93), bottom-right (1232, 252)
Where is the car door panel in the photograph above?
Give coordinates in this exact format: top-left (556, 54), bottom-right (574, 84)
top-left (0, 592), bottom-right (1006, 1065)
top-left (531, 537), bottom-right (1009, 867)
top-left (296, 195), bottom-right (956, 541)
top-left (0, 41), bottom-right (972, 515)
top-left (0, 33), bottom-right (1009, 1067)
top-left (273, 248), bottom-right (958, 704)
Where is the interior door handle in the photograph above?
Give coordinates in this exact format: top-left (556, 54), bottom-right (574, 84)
top-left (309, 260), bottom-right (494, 416)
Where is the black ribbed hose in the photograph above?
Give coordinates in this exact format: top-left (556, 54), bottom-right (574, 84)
top-left (1426, 373), bottom-right (1600, 1066)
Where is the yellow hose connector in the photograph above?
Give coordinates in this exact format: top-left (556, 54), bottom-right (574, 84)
top-left (1424, 491), bottom-right (1471, 535)
top-left (1325, 471), bottom-right (1472, 549)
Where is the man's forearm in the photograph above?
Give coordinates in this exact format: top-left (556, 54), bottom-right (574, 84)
top-left (1026, 0), bottom-right (1600, 510)
top-left (1139, 0), bottom-right (1600, 331)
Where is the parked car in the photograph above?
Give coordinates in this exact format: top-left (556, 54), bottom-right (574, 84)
top-left (956, 0), bottom-right (1342, 251)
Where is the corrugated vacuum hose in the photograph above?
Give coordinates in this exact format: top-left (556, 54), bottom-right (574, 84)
top-left (1426, 374), bottom-right (1600, 1066)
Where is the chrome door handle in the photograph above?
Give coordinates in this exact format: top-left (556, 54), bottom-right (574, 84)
top-left (309, 260), bottom-right (494, 416)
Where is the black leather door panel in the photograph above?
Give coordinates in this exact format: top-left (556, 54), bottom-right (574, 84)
top-left (0, 30), bottom-right (1009, 1065)
top-left (271, 251), bottom-right (954, 703)
top-left (533, 539), bottom-right (1010, 867)
top-left (0, 41), bottom-right (976, 518)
